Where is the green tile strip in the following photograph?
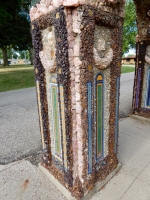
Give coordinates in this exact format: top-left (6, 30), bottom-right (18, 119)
top-left (60, 85), bottom-right (68, 170)
top-left (97, 82), bottom-right (103, 159)
top-left (51, 84), bottom-right (61, 157)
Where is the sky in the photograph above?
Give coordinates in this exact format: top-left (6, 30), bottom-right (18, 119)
top-left (124, 48), bottom-right (136, 57)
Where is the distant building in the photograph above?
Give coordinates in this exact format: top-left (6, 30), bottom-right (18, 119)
top-left (122, 55), bottom-right (136, 65)
top-left (0, 59), bottom-right (31, 65)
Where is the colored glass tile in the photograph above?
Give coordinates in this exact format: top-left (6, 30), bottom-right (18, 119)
top-left (135, 68), bottom-right (141, 108)
top-left (87, 82), bottom-right (92, 174)
top-left (60, 85), bottom-right (68, 170)
top-left (50, 77), bottom-right (62, 159)
top-left (96, 74), bottom-right (104, 160)
top-left (146, 69), bottom-right (150, 107)
top-left (114, 77), bottom-right (120, 153)
top-left (36, 81), bottom-right (46, 149)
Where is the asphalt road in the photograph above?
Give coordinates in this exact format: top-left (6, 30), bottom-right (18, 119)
top-left (0, 88), bottom-right (41, 164)
top-left (0, 72), bottom-right (135, 164)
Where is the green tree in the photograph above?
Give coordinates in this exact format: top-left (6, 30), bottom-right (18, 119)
top-left (122, 0), bottom-right (137, 55)
top-left (0, 0), bottom-right (32, 66)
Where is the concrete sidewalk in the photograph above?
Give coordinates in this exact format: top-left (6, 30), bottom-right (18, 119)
top-left (0, 117), bottom-right (150, 200)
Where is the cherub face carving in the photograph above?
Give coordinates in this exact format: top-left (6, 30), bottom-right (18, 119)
top-left (39, 27), bottom-right (56, 73)
top-left (93, 25), bottom-right (113, 69)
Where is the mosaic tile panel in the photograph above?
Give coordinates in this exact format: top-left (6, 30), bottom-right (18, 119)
top-left (87, 82), bottom-right (92, 174)
top-left (135, 68), bottom-right (141, 108)
top-left (59, 85), bottom-right (68, 170)
top-left (50, 77), bottom-right (62, 160)
top-left (146, 68), bottom-right (150, 107)
top-left (96, 74), bottom-right (104, 160)
top-left (114, 77), bottom-right (120, 154)
top-left (36, 80), bottom-right (46, 149)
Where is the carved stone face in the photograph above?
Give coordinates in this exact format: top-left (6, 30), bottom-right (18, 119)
top-left (39, 26), bottom-right (56, 73)
top-left (93, 25), bottom-right (113, 69)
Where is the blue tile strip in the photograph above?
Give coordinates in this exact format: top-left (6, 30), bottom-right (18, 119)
top-left (146, 68), bottom-right (150, 107)
top-left (87, 82), bottom-right (92, 174)
top-left (114, 77), bottom-right (120, 153)
top-left (135, 68), bottom-right (141, 108)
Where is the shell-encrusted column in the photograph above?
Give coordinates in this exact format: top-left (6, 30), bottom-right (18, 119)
top-left (132, 0), bottom-right (150, 119)
top-left (30, 0), bottom-right (125, 199)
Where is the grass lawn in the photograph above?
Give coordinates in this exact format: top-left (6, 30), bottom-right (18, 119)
top-left (0, 64), bottom-right (136, 92)
top-left (0, 64), bottom-right (33, 69)
top-left (121, 66), bottom-right (135, 73)
top-left (0, 66), bottom-right (35, 92)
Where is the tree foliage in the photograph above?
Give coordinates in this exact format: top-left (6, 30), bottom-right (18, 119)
top-left (122, 0), bottom-right (137, 55)
top-left (0, 0), bottom-right (32, 65)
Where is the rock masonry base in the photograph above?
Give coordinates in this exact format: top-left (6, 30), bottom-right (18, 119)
top-left (39, 163), bottom-right (121, 200)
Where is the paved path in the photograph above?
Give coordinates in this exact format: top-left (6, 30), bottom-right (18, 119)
top-left (120, 72), bottom-right (134, 118)
top-left (0, 88), bottom-right (41, 164)
top-left (0, 117), bottom-right (150, 200)
top-left (0, 72), bottom-right (134, 164)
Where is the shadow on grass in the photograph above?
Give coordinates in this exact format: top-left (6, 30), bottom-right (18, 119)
top-left (0, 69), bottom-right (36, 92)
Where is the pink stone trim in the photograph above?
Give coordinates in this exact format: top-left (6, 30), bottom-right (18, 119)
top-left (30, 0), bottom-right (125, 21)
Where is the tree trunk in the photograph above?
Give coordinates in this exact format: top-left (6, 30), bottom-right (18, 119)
top-left (2, 47), bottom-right (8, 66)
top-left (29, 47), bottom-right (34, 65)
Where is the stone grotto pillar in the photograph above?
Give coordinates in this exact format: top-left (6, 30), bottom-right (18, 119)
top-left (132, 0), bottom-right (150, 118)
top-left (30, 0), bottom-right (125, 199)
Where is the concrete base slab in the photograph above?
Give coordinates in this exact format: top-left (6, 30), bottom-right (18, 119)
top-left (39, 163), bottom-right (121, 200)
top-left (129, 114), bottom-right (150, 124)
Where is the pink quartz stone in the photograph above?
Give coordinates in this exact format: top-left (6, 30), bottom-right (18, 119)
top-left (79, 0), bottom-right (85, 4)
top-left (68, 49), bottom-right (74, 57)
top-left (70, 72), bottom-right (75, 80)
top-left (70, 67), bottom-right (75, 73)
top-left (76, 102), bottom-right (81, 113)
top-left (35, 9), bottom-right (42, 19)
top-left (106, 0), bottom-right (118, 4)
top-left (68, 24), bottom-right (73, 34)
top-left (74, 45), bottom-right (80, 57)
top-left (72, 9), bottom-right (78, 21)
top-left (48, 5), bottom-right (54, 12)
top-left (72, 95), bottom-right (76, 104)
top-left (70, 81), bottom-right (75, 88)
top-left (76, 113), bottom-right (81, 122)
top-left (63, 0), bottom-right (79, 7)
top-left (78, 141), bottom-right (83, 150)
top-left (71, 87), bottom-right (75, 94)
top-left (73, 20), bottom-right (81, 33)
top-left (75, 83), bottom-right (80, 91)
top-left (68, 14), bottom-right (73, 23)
top-left (68, 57), bottom-right (74, 65)
top-left (76, 126), bottom-right (82, 133)
top-left (52, 0), bottom-right (63, 7)
top-left (76, 91), bottom-right (80, 102)
top-left (40, 0), bottom-right (52, 7)
top-left (75, 68), bottom-right (80, 75)
top-left (75, 75), bottom-right (80, 83)
top-left (29, 6), bottom-right (37, 21)
top-left (74, 57), bottom-right (82, 67)
top-left (69, 40), bottom-right (75, 48)
top-left (72, 109), bottom-right (76, 118)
